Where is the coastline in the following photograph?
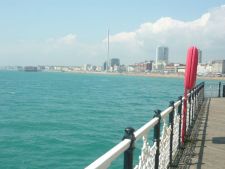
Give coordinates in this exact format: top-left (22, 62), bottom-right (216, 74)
top-left (65, 71), bottom-right (225, 81)
top-left (6, 69), bottom-right (225, 81)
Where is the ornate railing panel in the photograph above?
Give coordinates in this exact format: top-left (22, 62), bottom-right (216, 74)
top-left (159, 122), bottom-right (171, 169)
top-left (172, 111), bottom-right (180, 156)
top-left (134, 137), bottom-right (157, 169)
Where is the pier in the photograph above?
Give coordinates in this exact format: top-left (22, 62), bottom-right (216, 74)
top-left (85, 82), bottom-right (225, 169)
top-left (176, 97), bottom-right (225, 169)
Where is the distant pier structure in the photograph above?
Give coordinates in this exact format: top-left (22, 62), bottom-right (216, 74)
top-left (24, 66), bottom-right (38, 72)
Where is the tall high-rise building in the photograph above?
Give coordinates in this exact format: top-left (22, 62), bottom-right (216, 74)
top-left (110, 58), bottom-right (120, 67)
top-left (156, 46), bottom-right (169, 65)
top-left (155, 46), bottom-right (169, 70)
top-left (198, 49), bottom-right (202, 64)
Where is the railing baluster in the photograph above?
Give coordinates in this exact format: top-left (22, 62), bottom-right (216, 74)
top-left (188, 91), bottom-right (191, 131)
top-left (191, 89), bottom-right (194, 126)
top-left (123, 127), bottom-right (135, 169)
top-left (218, 82), bottom-right (221, 97)
top-left (178, 96), bottom-right (183, 148)
top-left (194, 87), bottom-right (197, 118)
top-left (169, 101), bottom-right (175, 166)
top-left (223, 85), bottom-right (225, 97)
top-left (154, 110), bottom-right (161, 169)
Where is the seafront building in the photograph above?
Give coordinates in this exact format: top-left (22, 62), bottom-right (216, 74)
top-left (83, 64), bottom-right (92, 71)
top-left (127, 61), bottom-right (153, 73)
top-left (159, 63), bottom-right (185, 74)
top-left (155, 46), bottom-right (169, 70)
top-left (197, 60), bottom-right (225, 76)
top-left (197, 64), bottom-right (212, 76)
top-left (211, 60), bottom-right (225, 74)
top-left (109, 58), bottom-right (120, 72)
top-left (110, 58), bottom-right (120, 67)
top-left (8, 53), bottom-right (225, 76)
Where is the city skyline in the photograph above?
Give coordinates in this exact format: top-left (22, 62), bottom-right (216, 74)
top-left (0, 1), bottom-right (225, 66)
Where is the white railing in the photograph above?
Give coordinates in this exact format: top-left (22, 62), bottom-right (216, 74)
top-left (85, 82), bottom-right (204, 169)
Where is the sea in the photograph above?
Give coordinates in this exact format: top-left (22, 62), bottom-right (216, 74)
top-left (0, 71), bottom-right (191, 169)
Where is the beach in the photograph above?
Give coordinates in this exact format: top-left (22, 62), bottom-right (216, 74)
top-left (64, 70), bottom-right (225, 81)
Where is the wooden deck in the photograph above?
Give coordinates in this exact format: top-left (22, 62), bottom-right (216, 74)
top-left (187, 98), bottom-right (225, 169)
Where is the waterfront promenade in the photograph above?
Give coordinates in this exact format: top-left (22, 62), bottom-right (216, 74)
top-left (178, 98), bottom-right (225, 169)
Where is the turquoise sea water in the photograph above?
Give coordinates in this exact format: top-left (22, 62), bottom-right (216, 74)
top-left (0, 71), bottom-right (186, 169)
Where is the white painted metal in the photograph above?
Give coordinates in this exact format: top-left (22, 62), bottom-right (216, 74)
top-left (159, 121), bottom-right (171, 169)
top-left (85, 139), bottom-right (131, 169)
top-left (174, 100), bottom-right (181, 109)
top-left (172, 107), bottom-right (180, 156)
top-left (134, 118), bottom-right (159, 141)
top-left (134, 137), bottom-right (157, 169)
top-left (161, 107), bottom-right (173, 119)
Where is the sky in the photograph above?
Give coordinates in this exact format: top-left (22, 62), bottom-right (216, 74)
top-left (0, 0), bottom-right (225, 66)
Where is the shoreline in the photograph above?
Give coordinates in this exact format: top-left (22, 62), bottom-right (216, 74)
top-left (65, 71), bottom-right (225, 81)
top-left (4, 70), bottom-right (225, 81)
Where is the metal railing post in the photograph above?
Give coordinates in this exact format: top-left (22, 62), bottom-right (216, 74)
top-left (194, 87), bottom-right (198, 118)
top-left (154, 110), bottom-right (161, 169)
top-left (191, 89), bottom-right (194, 126)
top-left (218, 82), bottom-right (221, 97)
top-left (169, 101), bottom-right (174, 166)
top-left (188, 91), bottom-right (191, 130)
top-left (201, 83), bottom-right (204, 104)
top-left (223, 85), bottom-right (225, 97)
top-left (195, 88), bottom-right (200, 112)
top-left (123, 127), bottom-right (135, 169)
top-left (178, 96), bottom-right (183, 148)
top-left (202, 82), bottom-right (205, 100)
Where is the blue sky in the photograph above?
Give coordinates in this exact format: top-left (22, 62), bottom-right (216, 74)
top-left (0, 0), bottom-right (225, 65)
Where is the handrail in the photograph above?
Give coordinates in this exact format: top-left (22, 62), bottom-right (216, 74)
top-left (134, 117), bottom-right (159, 141)
top-left (85, 139), bottom-right (131, 169)
top-left (85, 82), bottom-right (204, 169)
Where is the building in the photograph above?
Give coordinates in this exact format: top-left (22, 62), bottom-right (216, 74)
top-left (110, 58), bottom-right (120, 72)
top-left (198, 49), bottom-right (202, 64)
top-left (173, 64), bottom-right (186, 73)
top-left (164, 63), bottom-right (176, 73)
top-left (96, 66), bottom-right (102, 72)
top-left (127, 65), bottom-right (135, 72)
top-left (83, 64), bottom-right (92, 71)
top-left (119, 65), bottom-right (127, 72)
top-left (211, 60), bottom-right (225, 74)
top-left (197, 63), bottom-right (212, 76)
top-left (128, 61), bottom-right (153, 72)
top-left (163, 63), bottom-right (186, 74)
top-left (156, 46), bottom-right (169, 67)
top-left (110, 58), bottom-right (120, 67)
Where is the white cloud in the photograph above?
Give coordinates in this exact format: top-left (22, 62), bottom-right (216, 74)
top-left (1, 5), bottom-right (225, 66)
top-left (104, 5), bottom-right (225, 64)
top-left (59, 34), bottom-right (76, 45)
top-left (46, 34), bottom-right (77, 46)
top-left (103, 32), bottom-right (136, 43)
